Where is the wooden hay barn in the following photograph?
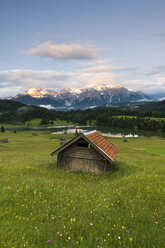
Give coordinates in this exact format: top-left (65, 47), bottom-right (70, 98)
top-left (1, 139), bottom-right (8, 143)
top-left (51, 130), bottom-right (119, 174)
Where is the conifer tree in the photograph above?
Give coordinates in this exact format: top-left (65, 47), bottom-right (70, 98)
top-left (1, 126), bottom-right (5, 133)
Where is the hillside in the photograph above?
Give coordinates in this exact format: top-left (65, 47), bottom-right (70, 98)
top-left (103, 100), bottom-right (165, 114)
top-left (136, 100), bottom-right (165, 113)
top-left (0, 100), bottom-right (165, 132)
top-left (0, 99), bottom-right (25, 112)
top-left (0, 100), bottom-right (57, 124)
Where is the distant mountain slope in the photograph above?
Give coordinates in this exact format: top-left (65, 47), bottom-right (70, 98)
top-left (102, 100), bottom-right (165, 113)
top-left (136, 100), bottom-right (165, 113)
top-left (0, 100), bottom-right (56, 123)
top-left (9, 84), bottom-right (152, 110)
top-left (0, 99), bottom-right (165, 125)
top-left (0, 99), bottom-right (25, 112)
top-left (11, 95), bottom-right (64, 108)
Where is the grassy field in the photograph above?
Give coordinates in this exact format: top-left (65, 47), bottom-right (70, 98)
top-left (25, 118), bottom-right (76, 126)
top-left (114, 116), bottom-right (165, 121)
top-left (2, 118), bottom-right (76, 130)
top-left (0, 130), bottom-right (164, 248)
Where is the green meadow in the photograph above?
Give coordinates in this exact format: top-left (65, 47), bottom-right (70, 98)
top-left (3, 118), bottom-right (75, 129)
top-left (0, 130), bottom-right (164, 248)
top-left (25, 118), bottom-right (76, 126)
top-left (114, 116), bottom-right (165, 121)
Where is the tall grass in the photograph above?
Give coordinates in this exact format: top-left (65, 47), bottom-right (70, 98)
top-left (0, 131), bottom-right (164, 247)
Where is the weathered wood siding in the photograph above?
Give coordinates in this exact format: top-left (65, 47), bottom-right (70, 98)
top-left (57, 139), bottom-right (111, 173)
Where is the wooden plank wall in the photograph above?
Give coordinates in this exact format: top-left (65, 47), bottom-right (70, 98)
top-left (57, 141), bottom-right (110, 173)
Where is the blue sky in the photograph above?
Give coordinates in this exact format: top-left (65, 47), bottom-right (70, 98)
top-left (0, 0), bottom-right (165, 98)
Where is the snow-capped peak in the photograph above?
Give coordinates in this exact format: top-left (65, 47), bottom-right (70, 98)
top-left (25, 88), bottom-right (48, 95)
top-left (90, 83), bottom-right (122, 91)
top-left (10, 84), bottom-right (152, 110)
top-left (60, 88), bottom-right (83, 94)
top-left (24, 88), bottom-right (57, 98)
top-left (70, 88), bottom-right (83, 94)
top-left (23, 84), bottom-right (122, 98)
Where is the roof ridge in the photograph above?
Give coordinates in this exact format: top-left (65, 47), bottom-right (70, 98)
top-left (83, 130), bottom-right (97, 135)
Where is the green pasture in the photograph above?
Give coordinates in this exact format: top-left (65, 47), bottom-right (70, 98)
top-left (0, 130), bottom-right (164, 248)
top-left (114, 115), bottom-right (165, 121)
top-left (2, 118), bottom-right (75, 129)
top-left (25, 118), bottom-right (75, 126)
top-left (113, 115), bottom-right (136, 119)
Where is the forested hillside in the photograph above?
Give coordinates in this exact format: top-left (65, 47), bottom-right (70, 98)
top-left (136, 100), bottom-right (165, 113)
top-left (0, 100), bottom-right (56, 123)
top-left (0, 99), bottom-right (165, 132)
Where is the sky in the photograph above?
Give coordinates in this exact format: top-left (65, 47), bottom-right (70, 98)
top-left (0, 0), bottom-right (165, 98)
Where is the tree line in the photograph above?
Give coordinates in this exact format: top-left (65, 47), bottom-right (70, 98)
top-left (96, 115), bottom-right (165, 132)
top-left (0, 100), bottom-right (165, 132)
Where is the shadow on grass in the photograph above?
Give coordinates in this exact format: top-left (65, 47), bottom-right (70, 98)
top-left (40, 160), bottom-right (58, 170)
top-left (39, 159), bottom-right (138, 181)
top-left (109, 160), bottom-right (120, 172)
top-left (40, 159), bottom-right (121, 172)
top-left (40, 158), bottom-right (126, 176)
top-left (104, 159), bottom-right (142, 180)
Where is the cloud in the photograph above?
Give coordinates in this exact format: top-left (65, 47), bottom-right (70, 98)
top-left (0, 87), bottom-right (21, 98)
top-left (76, 69), bottom-right (125, 86)
top-left (79, 65), bottom-right (138, 74)
top-left (0, 70), bottom-right (74, 98)
top-left (144, 66), bottom-right (165, 97)
top-left (40, 104), bottom-right (55, 109)
top-left (123, 77), bottom-right (165, 97)
top-left (0, 63), bottom-right (165, 99)
top-left (0, 68), bottom-right (125, 97)
top-left (146, 65), bottom-right (165, 76)
top-left (0, 69), bottom-right (71, 87)
top-left (22, 41), bottom-right (99, 60)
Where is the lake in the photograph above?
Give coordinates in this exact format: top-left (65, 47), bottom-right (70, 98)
top-left (49, 125), bottom-right (164, 138)
top-left (7, 125), bottom-right (165, 138)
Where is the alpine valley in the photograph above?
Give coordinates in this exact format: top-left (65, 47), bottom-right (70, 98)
top-left (9, 84), bottom-right (152, 110)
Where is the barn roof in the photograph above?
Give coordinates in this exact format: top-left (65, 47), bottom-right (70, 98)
top-left (84, 130), bottom-right (119, 161)
top-left (51, 130), bottom-right (119, 162)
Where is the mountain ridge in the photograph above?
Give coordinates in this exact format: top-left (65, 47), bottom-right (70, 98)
top-left (9, 84), bottom-right (152, 110)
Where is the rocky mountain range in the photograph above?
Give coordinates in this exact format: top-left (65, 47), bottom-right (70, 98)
top-left (10, 84), bottom-right (152, 110)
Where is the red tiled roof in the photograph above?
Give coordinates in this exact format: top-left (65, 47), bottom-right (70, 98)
top-left (84, 130), bottom-right (119, 161)
top-left (51, 130), bottom-right (119, 162)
